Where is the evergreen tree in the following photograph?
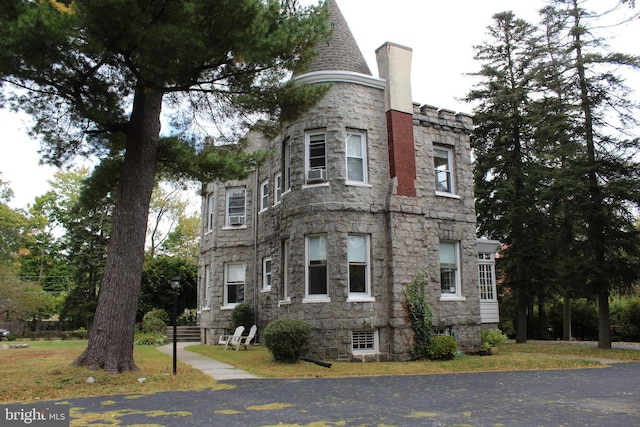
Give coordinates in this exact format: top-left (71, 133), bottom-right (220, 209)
top-left (0, 0), bottom-right (330, 372)
top-left (466, 12), bottom-right (551, 343)
top-left (542, 0), bottom-right (640, 348)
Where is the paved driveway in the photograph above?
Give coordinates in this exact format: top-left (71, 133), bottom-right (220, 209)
top-left (57, 362), bottom-right (639, 426)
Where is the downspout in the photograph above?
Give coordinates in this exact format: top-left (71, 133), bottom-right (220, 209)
top-left (252, 166), bottom-right (259, 328)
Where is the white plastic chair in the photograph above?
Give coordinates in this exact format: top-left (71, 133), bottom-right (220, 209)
top-left (218, 325), bottom-right (244, 350)
top-left (235, 325), bottom-right (258, 351)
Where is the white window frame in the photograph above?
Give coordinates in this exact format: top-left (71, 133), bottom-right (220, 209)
top-left (440, 241), bottom-right (464, 300)
top-left (274, 173), bottom-right (282, 205)
top-left (345, 131), bottom-right (368, 184)
top-left (260, 180), bottom-right (269, 212)
top-left (223, 262), bottom-right (245, 308)
top-left (347, 234), bottom-right (374, 302)
top-left (305, 130), bottom-right (328, 185)
top-left (434, 146), bottom-right (455, 195)
top-left (262, 257), bottom-right (272, 291)
top-left (283, 139), bottom-right (292, 192)
top-left (351, 330), bottom-right (378, 354)
top-left (303, 234), bottom-right (330, 303)
top-left (225, 188), bottom-right (246, 227)
top-left (206, 193), bottom-right (214, 233)
top-left (279, 239), bottom-right (291, 305)
top-left (202, 264), bottom-right (211, 310)
top-left (478, 252), bottom-right (497, 301)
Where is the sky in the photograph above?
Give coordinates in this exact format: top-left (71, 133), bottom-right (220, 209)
top-left (1, 0), bottom-right (637, 210)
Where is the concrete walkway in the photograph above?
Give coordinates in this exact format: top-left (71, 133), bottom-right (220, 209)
top-left (157, 341), bottom-right (259, 380)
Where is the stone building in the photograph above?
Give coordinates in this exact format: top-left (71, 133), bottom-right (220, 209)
top-left (197, 0), bottom-right (499, 361)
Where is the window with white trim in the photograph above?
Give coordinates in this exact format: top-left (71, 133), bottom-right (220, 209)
top-left (206, 193), bottom-right (214, 232)
top-left (440, 241), bottom-right (461, 297)
top-left (346, 131), bottom-right (367, 183)
top-left (224, 263), bottom-right (245, 306)
top-left (478, 252), bottom-right (497, 301)
top-left (225, 188), bottom-right (246, 227)
top-left (263, 257), bottom-right (272, 290)
top-left (260, 180), bottom-right (269, 212)
top-left (203, 264), bottom-right (211, 309)
top-left (280, 239), bottom-right (290, 303)
top-left (434, 146), bottom-right (454, 194)
top-left (305, 131), bottom-right (327, 184)
top-left (352, 330), bottom-right (378, 354)
top-left (348, 234), bottom-right (371, 298)
top-left (305, 234), bottom-right (328, 300)
top-left (274, 173), bottom-right (282, 204)
top-left (283, 139), bottom-right (292, 191)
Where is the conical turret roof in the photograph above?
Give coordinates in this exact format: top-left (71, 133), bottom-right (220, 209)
top-left (305, 0), bottom-right (371, 75)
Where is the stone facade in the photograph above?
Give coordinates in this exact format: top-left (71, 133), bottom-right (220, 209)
top-left (197, 0), bottom-right (496, 361)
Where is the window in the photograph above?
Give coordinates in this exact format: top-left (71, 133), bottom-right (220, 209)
top-left (346, 131), bottom-right (367, 183)
top-left (283, 139), bottom-right (292, 191)
top-left (352, 330), bottom-right (378, 354)
top-left (206, 193), bottom-right (214, 232)
top-left (274, 173), bottom-right (282, 204)
top-left (224, 263), bottom-right (245, 306)
top-left (478, 253), bottom-right (496, 301)
top-left (226, 188), bottom-right (246, 226)
top-left (279, 239), bottom-right (291, 304)
top-left (263, 257), bottom-right (272, 290)
top-left (348, 234), bottom-right (373, 301)
top-left (203, 264), bottom-right (211, 309)
top-left (440, 241), bottom-right (461, 297)
top-left (306, 131), bottom-right (327, 184)
top-left (434, 146), bottom-right (454, 194)
top-left (305, 234), bottom-right (329, 301)
top-left (260, 180), bottom-right (269, 212)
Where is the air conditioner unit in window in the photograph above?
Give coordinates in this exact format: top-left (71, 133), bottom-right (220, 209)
top-left (307, 168), bottom-right (327, 183)
top-left (228, 215), bottom-right (245, 226)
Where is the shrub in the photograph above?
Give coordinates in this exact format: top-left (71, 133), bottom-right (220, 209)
top-left (178, 308), bottom-right (198, 326)
top-left (426, 335), bottom-right (458, 360)
top-left (481, 328), bottom-right (508, 350)
top-left (231, 302), bottom-right (254, 330)
top-left (141, 308), bottom-right (169, 334)
top-left (611, 296), bottom-right (640, 342)
top-left (263, 318), bottom-right (310, 363)
top-left (70, 328), bottom-right (88, 339)
top-left (404, 272), bottom-right (432, 360)
top-left (134, 332), bottom-right (167, 346)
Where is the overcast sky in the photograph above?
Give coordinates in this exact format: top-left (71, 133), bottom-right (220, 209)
top-left (1, 0), bottom-right (637, 209)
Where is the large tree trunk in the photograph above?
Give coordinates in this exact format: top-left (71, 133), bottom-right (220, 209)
top-left (562, 292), bottom-right (572, 341)
top-left (537, 296), bottom-right (548, 339)
top-left (598, 289), bottom-right (612, 349)
top-left (72, 86), bottom-right (162, 373)
top-left (516, 295), bottom-right (528, 343)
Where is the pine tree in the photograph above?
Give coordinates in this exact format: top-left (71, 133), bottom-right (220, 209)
top-left (0, 0), bottom-right (330, 372)
top-left (466, 11), bottom-right (552, 343)
top-left (541, 0), bottom-right (640, 348)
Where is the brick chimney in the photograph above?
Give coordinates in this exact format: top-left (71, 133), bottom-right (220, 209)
top-left (375, 42), bottom-right (416, 197)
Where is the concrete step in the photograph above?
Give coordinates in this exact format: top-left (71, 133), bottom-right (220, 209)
top-left (166, 326), bottom-right (200, 343)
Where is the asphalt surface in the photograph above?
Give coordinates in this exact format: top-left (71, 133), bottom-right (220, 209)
top-left (53, 355), bottom-right (639, 426)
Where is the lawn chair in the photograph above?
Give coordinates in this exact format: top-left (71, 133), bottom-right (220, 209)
top-left (235, 325), bottom-right (257, 351)
top-left (218, 325), bottom-right (244, 350)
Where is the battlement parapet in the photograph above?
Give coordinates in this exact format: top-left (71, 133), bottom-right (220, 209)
top-left (413, 103), bottom-right (473, 133)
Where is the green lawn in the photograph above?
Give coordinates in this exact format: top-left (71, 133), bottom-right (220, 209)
top-left (186, 341), bottom-right (640, 378)
top-left (0, 341), bottom-right (223, 403)
top-left (1, 340), bottom-right (638, 403)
